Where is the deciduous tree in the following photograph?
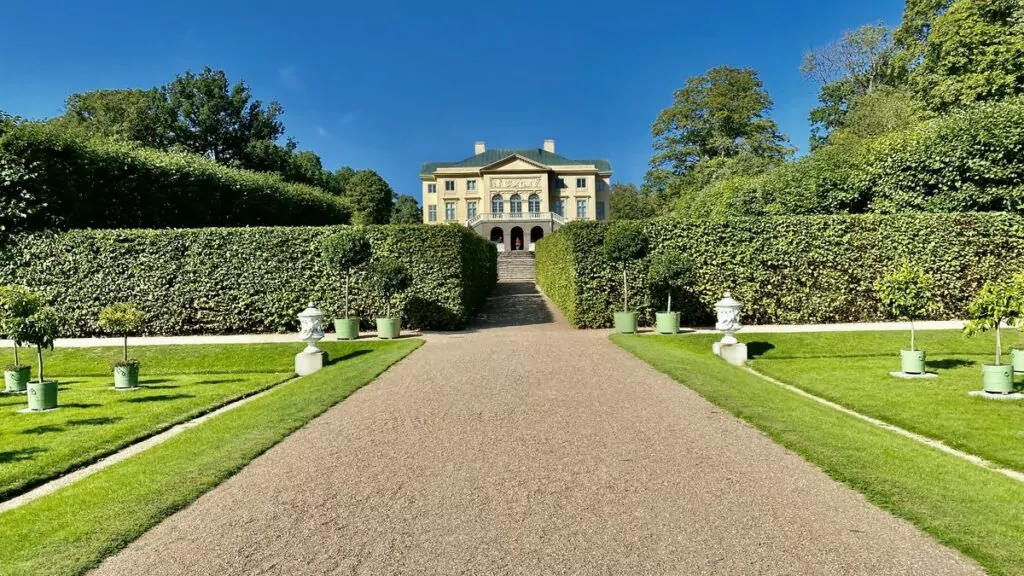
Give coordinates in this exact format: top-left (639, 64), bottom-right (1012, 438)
top-left (391, 195), bottom-right (422, 224)
top-left (345, 170), bottom-right (394, 225)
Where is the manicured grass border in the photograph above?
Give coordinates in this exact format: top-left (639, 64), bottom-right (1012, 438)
top-left (0, 339), bottom-right (421, 576)
top-left (613, 334), bottom-right (1024, 576)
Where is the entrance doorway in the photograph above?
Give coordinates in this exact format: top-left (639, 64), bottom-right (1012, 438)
top-left (510, 227), bottom-right (525, 251)
top-left (490, 227), bottom-right (505, 252)
top-left (529, 227), bottom-right (544, 251)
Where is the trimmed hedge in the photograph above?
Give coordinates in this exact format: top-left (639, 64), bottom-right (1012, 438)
top-left (537, 215), bottom-right (1024, 328)
top-left (0, 122), bottom-right (349, 231)
top-left (0, 225), bottom-right (496, 335)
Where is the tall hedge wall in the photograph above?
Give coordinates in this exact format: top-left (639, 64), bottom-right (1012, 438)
top-left (0, 122), bottom-right (349, 231)
top-left (0, 225), bottom-right (496, 336)
top-left (536, 215), bottom-right (1024, 328)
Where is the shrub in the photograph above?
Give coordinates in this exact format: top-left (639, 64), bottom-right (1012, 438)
top-left (371, 260), bottom-right (412, 318)
top-left (322, 229), bottom-right (372, 319)
top-left (604, 223), bottom-right (648, 312)
top-left (0, 122), bottom-right (349, 231)
top-left (97, 303), bottom-right (145, 365)
top-left (647, 251), bottom-right (694, 314)
top-left (875, 262), bottom-right (938, 351)
top-left (536, 214), bottom-right (1024, 328)
top-left (0, 225), bottom-right (497, 336)
top-left (0, 285), bottom-right (42, 369)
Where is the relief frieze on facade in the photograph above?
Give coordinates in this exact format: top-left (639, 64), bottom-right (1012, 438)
top-left (489, 177), bottom-right (542, 191)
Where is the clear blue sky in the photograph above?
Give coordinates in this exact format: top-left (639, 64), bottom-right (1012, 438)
top-left (1, 0), bottom-right (904, 202)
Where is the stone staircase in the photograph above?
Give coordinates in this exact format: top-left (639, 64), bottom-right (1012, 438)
top-left (497, 252), bottom-right (536, 282)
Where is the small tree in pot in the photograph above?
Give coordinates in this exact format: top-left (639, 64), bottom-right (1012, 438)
top-left (98, 303), bottom-right (145, 389)
top-left (322, 228), bottom-right (372, 340)
top-left (647, 251), bottom-right (695, 335)
top-left (964, 279), bottom-right (1023, 395)
top-left (23, 305), bottom-right (60, 411)
top-left (604, 223), bottom-right (648, 334)
top-left (875, 262), bottom-right (938, 375)
top-left (371, 259), bottom-right (411, 340)
top-left (0, 285), bottom-right (41, 393)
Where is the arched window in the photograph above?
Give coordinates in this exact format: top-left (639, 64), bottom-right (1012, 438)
top-left (492, 195), bottom-right (503, 214)
top-left (528, 193), bottom-right (541, 213)
top-left (510, 194), bottom-right (522, 214)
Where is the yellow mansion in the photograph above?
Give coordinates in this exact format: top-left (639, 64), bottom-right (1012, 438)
top-left (420, 140), bottom-right (612, 251)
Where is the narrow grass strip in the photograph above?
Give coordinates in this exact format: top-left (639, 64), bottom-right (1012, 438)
top-left (745, 365), bottom-right (1024, 484)
top-left (0, 339), bottom-right (421, 576)
top-left (613, 334), bottom-right (1024, 576)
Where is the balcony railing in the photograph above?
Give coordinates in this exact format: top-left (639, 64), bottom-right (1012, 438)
top-left (466, 211), bottom-right (568, 227)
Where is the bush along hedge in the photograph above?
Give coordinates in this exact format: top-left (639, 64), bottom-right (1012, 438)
top-left (0, 225), bottom-right (497, 335)
top-left (536, 214), bottom-right (1024, 328)
top-left (0, 122), bottom-right (349, 231)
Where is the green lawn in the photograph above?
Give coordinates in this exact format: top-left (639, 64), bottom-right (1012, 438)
top-left (747, 330), bottom-right (1024, 473)
top-left (0, 338), bottom-right (420, 576)
top-left (613, 333), bottom-right (1024, 576)
top-left (0, 342), bottom-right (384, 501)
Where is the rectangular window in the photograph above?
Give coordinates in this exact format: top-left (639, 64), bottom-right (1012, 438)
top-left (597, 201), bottom-right (606, 220)
top-left (576, 177), bottom-right (587, 189)
top-left (427, 183), bottom-right (436, 194)
top-left (596, 180), bottom-right (607, 192)
top-left (557, 178), bottom-right (567, 189)
top-left (445, 202), bottom-right (456, 221)
top-left (428, 205), bottom-right (437, 222)
top-left (467, 201), bottom-right (477, 219)
top-left (445, 180), bottom-right (455, 191)
top-left (576, 199), bottom-right (587, 219)
top-left (554, 199), bottom-right (565, 217)
top-left (467, 180), bottom-right (477, 191)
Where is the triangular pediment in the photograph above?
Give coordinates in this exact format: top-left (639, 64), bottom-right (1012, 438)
top-left (479, 153), bottom-right (550, 172)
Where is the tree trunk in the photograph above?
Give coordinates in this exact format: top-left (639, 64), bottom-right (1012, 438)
top-left (622, 267), bottom-right (629, 313)
top-left (36, 345), bottom-right (44, 383)
top-left (345, 273), bottom-right (351, 318)
top-left (667, 292), bottom-right (672, 314)
top-left (996, 326), bottom-right (1002, 365)
top-left (123, 334), bottom-right (129, 363)
top-left (12, 342), bottom-right (18, 367)
top-left (910, 320), bottom-right (915, 351)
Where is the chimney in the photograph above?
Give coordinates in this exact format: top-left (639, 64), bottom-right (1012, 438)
top-left (474, 141), bottom-right (486, 155)
top-left (543, 139), bottom-right (555, 153)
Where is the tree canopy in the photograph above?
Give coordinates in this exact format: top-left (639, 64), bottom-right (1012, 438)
top-left (346, 170), bottom-right (395, 225)
top-left (391, 195), bottom-right (422, 224)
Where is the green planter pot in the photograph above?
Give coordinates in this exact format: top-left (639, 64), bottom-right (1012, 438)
top-left (335, 318), bottom-right (360, 341)
top-left (113, 365), bottom-right (140, 389)
top-left (981, 364), bottom-right (1014, 395)
top-left (614, 312), bottom-right (638, 334)
top-left (655, 312), bottom-right (680, 335)
top-left (376, 317), bottom-right (401, 340)
top-left (900, 349), bottom-right (926, 375)
top-left (1012, 349), bottom-right (1024, 374)
top-left (4, 366), bottom-right (30, 393)
top-left (27, 381), bottom-right (58, 411)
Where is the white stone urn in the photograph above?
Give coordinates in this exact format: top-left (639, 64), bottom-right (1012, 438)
top-left (297, 303), bottom-right (326, 354)
top-left (714, 291), bottom-right (743, 345)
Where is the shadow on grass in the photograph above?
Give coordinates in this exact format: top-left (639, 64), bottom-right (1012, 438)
top-left (121, 394), bottom-right (194, 404)
top-left (0, 446), bottom-right (46, 463)
top-left (929, 358), bottom-right (977, 371)
top-left (196, 378), bottom-right (245, 385)
top-left (139, 379), bottom-right (174, 385)
top-left (21, 424), bottom-right (64, 435)
top-left (747, 342), bottom-right (776, 359)
top-left (67, 417), bottom-right (122, 427)
top-left (61, 403), bottom-right (102, 409)
top-left (327, 349), bottom-right (372, 366)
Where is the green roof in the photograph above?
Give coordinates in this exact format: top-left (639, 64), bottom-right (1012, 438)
top-left (421, 148), bottom-right (612, 177)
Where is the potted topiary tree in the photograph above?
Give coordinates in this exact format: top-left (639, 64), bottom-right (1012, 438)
top-left (0, 285), bottom-right (41, 393)
top-left (875, 262), bottom-right (938, 375)
top-left (964, 280), bottom-right (1022, 395)
top-left (322, 228), bottom-right (372, 340)
top-left (23, 305), bottom-right (60, 411)
top-left (98, 303), bottom-right (145, 389)
top-left (647, 251), bottom-right (695, 335)
top-left (604, 223), bottom-right (648, 334)
top-left (371, 259), bottom-right (411, 340)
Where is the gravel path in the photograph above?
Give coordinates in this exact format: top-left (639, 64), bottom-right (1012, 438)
top-left (90, 283), bottom-right (982, 575)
